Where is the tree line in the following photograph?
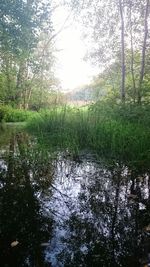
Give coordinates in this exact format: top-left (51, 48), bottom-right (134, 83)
top-left (0, 0), bottom-right (67, 110)
top-left (0, 0), bottom-right (150, 108)
top-left (70, 0), bottom-right (150, 103)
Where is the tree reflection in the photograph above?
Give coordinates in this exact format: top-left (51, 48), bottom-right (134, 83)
top-left (0, 131), bottom-right (53, 267)
top-left (57, 163), bottom-right (150, 267)
top-left (1, 127), bottom-right (150, 267)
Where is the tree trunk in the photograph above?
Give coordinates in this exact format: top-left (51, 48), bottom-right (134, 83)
top-left (16, 60), bottom-right (28, 108)
top-left (111, 172), bottom-right (121, 265)
top-left (5, 56), bottom-right (11, 95)
top-left (129, 0), bottom-right (136, 103)
top-left (119, 0), bottom-right (126, 102)
top-left (138, 0), bottom-right (149, 104)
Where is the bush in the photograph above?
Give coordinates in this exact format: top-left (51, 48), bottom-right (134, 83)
top-left (0, 105), bottom-right (34, 122)
top-left (90, 100), bottom-right (150, 126)
top-left (0, 106), bottom-right (6, 122)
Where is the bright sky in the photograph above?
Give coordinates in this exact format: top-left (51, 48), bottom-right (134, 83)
top-left (52, 6), bottom-right (99, 90)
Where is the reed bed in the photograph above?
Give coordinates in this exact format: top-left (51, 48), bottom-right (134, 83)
top-left (27, 103), bottom-right (150, 169)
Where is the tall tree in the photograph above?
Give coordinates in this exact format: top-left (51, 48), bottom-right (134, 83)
top-left (69, 0), bottom-right (150, 102)
top-left (0, 0), bottom-right (55, 108)
top-left (138, 0), bottom-right (150, 103)
top-left (119, 0), bottom-right (126, 102)
top-left (128, 0), bottom-right (136, 102)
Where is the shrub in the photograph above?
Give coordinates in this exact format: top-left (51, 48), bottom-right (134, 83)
top-left (0, 106), bottom-right (6, 122)
top-left (0, 105), bottom-right (34, 122)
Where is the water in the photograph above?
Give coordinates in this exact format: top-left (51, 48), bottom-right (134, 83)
top-left (0, 125), bottom-right (150, 267)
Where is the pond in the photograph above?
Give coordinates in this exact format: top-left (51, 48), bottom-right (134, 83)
top-left (0, 125), bottom-right (150, 267)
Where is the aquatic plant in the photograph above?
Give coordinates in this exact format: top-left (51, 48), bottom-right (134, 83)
top-left (26, 102), bottom-right (150, 170)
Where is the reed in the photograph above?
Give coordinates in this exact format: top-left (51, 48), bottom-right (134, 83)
top-left (26, 103), bottom-right (150, 169)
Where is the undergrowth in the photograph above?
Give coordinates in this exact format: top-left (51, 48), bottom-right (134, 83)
top-left (0, 105), bottom-right (34, 122)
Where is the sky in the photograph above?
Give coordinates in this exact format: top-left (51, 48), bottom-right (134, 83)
top-left (52, 5), bottom-right (99, 90)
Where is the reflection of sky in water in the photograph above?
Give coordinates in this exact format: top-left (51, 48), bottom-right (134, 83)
top-left (41, 155), bottom-right (148, 266)
top-left (0, 128), bottom-right (150, 267)
top-left (45, 157), bottom-right (100, 266)
top-left (0, 159), bottom-right (7, 170)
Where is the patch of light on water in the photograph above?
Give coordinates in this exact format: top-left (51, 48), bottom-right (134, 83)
top-left (43, 156), bottom-right (101, 266)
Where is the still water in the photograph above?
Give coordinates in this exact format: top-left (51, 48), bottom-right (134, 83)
top-left (0, 125), bottom-right (150, 267)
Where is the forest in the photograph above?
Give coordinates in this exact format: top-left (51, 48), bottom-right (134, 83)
top-left (0, 0), bottom-right (150, 267)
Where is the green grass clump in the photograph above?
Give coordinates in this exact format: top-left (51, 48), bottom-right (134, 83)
top-left (26, 102), bottom-right (150, 171)
top-left (90, 100), bottom-right (150, 126)
top-left (0, 105), bottom-right (35, 122)
top-left (27, 107), bottom-right (88, 152)
top-left (88, 119), bottom-right (150, 165)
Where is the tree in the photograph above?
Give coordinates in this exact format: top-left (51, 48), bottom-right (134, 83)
top-left (69, 0), bottom-right (150, 103)
top-left (0, 0), bottom-right (56, 108)
top-left (128, 0), bottom-right (136, 102)
top-left (119, 0), bottom-right (126, 102)
top-left (138, 0), bottom-right (150, 103)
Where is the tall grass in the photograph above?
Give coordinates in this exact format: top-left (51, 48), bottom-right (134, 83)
top-left (27, 107), bottom-right (88, 153)
top-left (26, 103), bottom-right (150, 170)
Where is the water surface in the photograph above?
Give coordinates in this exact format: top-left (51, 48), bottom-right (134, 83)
top-left (0, 125), bottom-right (150, 267)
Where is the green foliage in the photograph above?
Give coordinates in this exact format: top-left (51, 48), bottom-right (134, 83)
top-left (90, 100), bottom-right (150, 125)
top-left (0, 106), bottom-right (6, 122)
top-left (0, 0), bottom-right (56, 109)
top-left (0, 105), bottom-right (34, 122)
top-left (0, 0), bottom-right (52, 56)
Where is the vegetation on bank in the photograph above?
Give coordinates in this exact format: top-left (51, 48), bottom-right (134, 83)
top-left (0, 99), bottom-right (150, 173)
top-left (1, 100), bottom-right (149, 171)
top-left (0, 105), bottom-right (34, 123)
top-left (26, 101), bottom-right (150, 171)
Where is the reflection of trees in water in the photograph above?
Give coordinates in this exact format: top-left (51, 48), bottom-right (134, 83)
top-left (57, 163), bottom-right (150, 267)
top-left (1, 130), bottom-right (150, 267)
top-left (0, 132), bottom-right (54, 267)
